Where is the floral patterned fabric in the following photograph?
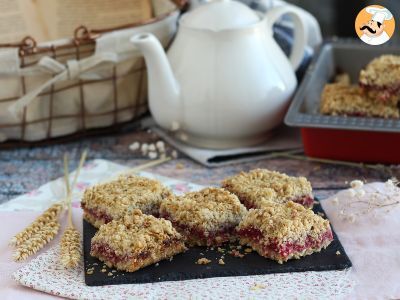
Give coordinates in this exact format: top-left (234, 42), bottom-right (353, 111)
top-left (1, 159), bottom-right (354, 299)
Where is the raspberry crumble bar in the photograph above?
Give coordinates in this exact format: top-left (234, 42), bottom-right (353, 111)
top-left (159, 188), bottom-right (247, 246)
top-left (236, 201), bottom-right (333, 264)
top-left (222, 169), bottom-right (314, 209)
top-left (90, 209), bottom-right (186, 272)
top-left (359, 55), bottom-right (400, 104)
top-left (320, 83), bottom-right (399, 119)
top-left (81, 175), bottom-right (172, 228)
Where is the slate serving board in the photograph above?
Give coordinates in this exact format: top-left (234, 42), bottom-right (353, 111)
top-left (83, 201), bottom-right (352, 286)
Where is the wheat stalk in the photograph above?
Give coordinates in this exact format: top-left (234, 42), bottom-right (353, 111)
top-left (59, 151), bottom-right (86, 268)
top-left (13, 221), bottom-right (61, 261)
top-left (10, 203), bottom-right (63, 247)
top-left (10, 150), bottom-right (87, 262)
top-left (60, 226), bottom-right (81, 268)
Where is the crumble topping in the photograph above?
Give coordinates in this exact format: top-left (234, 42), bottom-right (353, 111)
top-left (222, 169), bottom-right (313, 208)
top-left (237, 201), bottom-right (331, 242)
top-left (320, 83), bottom-right (399, 119)
top-left (334, 73), bottom-right (351, 85)
top-left (91, 209), bottom-right (185, 256)
top-left (82, 175), bottom-right (172, 224)
top-left (159, 187), bottom-right (247, 232)
top-left (359, 55), bottom-right (400, 87)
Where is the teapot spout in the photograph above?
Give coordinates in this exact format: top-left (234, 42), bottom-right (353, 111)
top-left (130, 33), bottom-right (180, 127)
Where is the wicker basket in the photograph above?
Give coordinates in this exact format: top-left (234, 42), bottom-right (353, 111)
top-left (0, 0), bottom-right (185, 147)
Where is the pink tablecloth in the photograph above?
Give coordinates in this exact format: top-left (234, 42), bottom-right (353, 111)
top-left (0, 209), bottom-right (83, 300)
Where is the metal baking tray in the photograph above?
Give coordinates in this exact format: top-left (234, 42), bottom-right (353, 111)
top-left (284, 39), bottom-right (400, 163)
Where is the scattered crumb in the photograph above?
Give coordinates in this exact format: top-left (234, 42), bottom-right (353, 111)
top-left (155, 263), bottom-right (159, 267)
top-left (176, 163), bottom-right (184, 170)
top-left (244, 248), bottom-right (253, 253)
top-left (101, 268), bottom-right (107, 273)
top-left (218, 259), bottom-right (225, 265)
top-left (313, 200), bottom-right (319, 205)
top-left (336, 251), bottom-right (341, 255)
top-left (230, 249), bottom-right (244, 258)
top-left (141, 143), bottom-right (149, 154)
top-left (350, 180), bottom-right (364, 189)
top-left (210, 247), bottom-right (214, 251)
top-left (86, 270), bottom-right (93, 275)
top-left (93, 263), bottom-right (98, 266)
top-left (196, 258), bottom-right (211, 265)
top-left (129, 141), bottom-right (140, 151)
top-left (112, 270), bottom-right (117, 273)
top-left (236, 245), bottom-right (242, 250)
top-left (148, 151), bottom-right (158, 159)
top-left (250, 283), bottom-right (267, 291)
top-left (317, 212), bottom-right (325, 217)
top-left (171, 150), bottom-right (178, 159)
top-left (199, 252), bottom-right (204, 256)
top-left (217, 247), bottom-right (225, 253)
top-left (107, 272), bottom-right (113, 277)
top-left (156, 141), bottom-right (165, 151)
top-left (169, 257), bottom-right (174, 262)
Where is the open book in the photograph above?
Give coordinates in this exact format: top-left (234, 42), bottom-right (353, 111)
top-left (0, 0), bottom-right (153, 44)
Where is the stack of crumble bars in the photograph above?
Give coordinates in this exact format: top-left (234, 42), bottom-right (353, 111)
top-left (320, 55), bottom-right (400, 119)
top-left (83, 169), bottom-right (334, 272)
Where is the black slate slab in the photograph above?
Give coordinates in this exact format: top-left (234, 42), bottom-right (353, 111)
top-left (83, 201), bottom-right (352, 286)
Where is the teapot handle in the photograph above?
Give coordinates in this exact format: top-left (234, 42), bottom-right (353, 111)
top-left (265, 6), bottom-right (307, 71)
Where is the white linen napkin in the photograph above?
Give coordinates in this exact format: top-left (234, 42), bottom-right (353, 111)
top-left (321, 181), bottom-right (400, 299)
top-left (150, 125), bottom-right (302, 167)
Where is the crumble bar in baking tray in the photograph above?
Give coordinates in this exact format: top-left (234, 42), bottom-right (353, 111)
top-left (83, 200), bottom-right (351, 286)
top-left (285, 40), bottom-right (400, 163)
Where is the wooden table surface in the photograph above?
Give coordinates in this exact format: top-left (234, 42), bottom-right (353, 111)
top-left (0, 126), bottom-right (398, 205)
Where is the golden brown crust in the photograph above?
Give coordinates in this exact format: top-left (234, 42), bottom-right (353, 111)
top-left (90, 209), bottom-right (186, 272)
top-left (159, 188), bottom-right (247, 233)
top-left (359, 55), bottom-right (400, 87)
top-left (221, 169), bottom-right (313, 209)
top-left (320, 83), bottom-right (399, 119)
top-left (81, 175), bottom-right (172, 227)
top-left (237, 201), bottom-right (331, 242)
top-left (359, 55), bottom-right (400, 104)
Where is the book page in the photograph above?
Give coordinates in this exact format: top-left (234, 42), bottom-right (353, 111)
top-left (0, 0), bottom-right (153, 44)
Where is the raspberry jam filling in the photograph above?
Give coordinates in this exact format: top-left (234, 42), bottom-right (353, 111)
top-left (238, 227), bottom-right (333, 258)
top-left (81, 203), bottom-right (113, 224)
top-left (91, 242), bottom-right (137, 265)
top-left (160, 213), bottom-right (236, 245)
top-left (293, 195), bottom-right (314, 208)
top-left (360, 82), bottom-right (400, 101)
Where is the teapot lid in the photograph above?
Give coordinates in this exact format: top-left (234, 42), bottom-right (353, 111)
top-left (181, 0), bottom-right (260, 31)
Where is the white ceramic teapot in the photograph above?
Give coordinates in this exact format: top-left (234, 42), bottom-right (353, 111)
top-left (131, 0), bottom-right (307, 149)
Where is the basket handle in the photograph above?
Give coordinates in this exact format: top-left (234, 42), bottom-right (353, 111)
top-left (8, 52), bottom-right (118, 117)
